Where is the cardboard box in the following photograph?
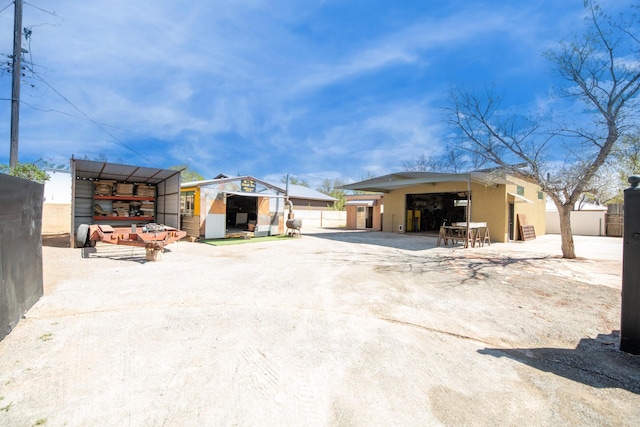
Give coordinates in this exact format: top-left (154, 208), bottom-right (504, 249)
top-left (136, 185), bottom-right (156, 197)
top-left (94, 180), bottom-right (115, 196)
top-left (116, 183), bottom-right (134, 196)
top-left (112, 202), bottom-right (130, 210)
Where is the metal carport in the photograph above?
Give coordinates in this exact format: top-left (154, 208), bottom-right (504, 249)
top-left (70, 158), bottom-right (182, 247)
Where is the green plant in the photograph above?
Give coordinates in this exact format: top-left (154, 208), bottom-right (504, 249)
top-left (0, 163), bottom-right (49, 184)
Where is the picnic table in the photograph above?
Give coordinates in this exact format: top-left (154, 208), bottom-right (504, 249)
top-left (437, 222), bottom-right (491, 248)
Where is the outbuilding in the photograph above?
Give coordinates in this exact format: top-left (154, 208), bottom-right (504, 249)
top-left (70, 158), bottom-right (182, 247)
top-left (345, 194), bottom-right (383, 230)
top-left (341, 171), bottom-right (546, 243)
top-left (181, 176), bottom-right (287, 239)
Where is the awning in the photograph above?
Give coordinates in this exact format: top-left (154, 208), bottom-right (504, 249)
top-left (507, 192), bottom-right (534, 204)
top-left (345, 200), bottom-right (377, 206)
top-left (72, 159), bottom-right (181, 184)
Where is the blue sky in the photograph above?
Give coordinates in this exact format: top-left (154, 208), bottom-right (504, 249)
top-left (0, 0), bottom-right (633, 187)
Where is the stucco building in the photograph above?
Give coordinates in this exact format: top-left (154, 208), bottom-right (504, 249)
top-left (341, 171), bottom-right (546, 243)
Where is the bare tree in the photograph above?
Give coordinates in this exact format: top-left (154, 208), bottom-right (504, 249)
top-left (447, 1), bottom-right (640, 259)
top-left (402, 148), bottom-right (488, 173)
top-left (402, 153), bottom-right (439, 172)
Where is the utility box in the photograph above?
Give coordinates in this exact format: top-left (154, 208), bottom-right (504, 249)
top-left (621, 175), bottom-right (640, 355)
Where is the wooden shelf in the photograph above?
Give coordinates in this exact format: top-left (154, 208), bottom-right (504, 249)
top-left (93, 216), bottom-right (155, 221)
top-left (94, 195), bottom-right (155, 201)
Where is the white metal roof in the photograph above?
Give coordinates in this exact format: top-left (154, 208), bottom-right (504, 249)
top-left (72, 159), bottom-right (181, 184)
top-left (340, 171), bottom-right (513, 193)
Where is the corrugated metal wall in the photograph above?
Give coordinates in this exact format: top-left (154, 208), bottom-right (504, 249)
top-left (156, 173), bottom-right (181, 229)
top-left (0, 174), bottom-right (44, 341)
top-left (73, 179), bottom-right (94, 231)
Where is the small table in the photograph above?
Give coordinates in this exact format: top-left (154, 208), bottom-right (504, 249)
top-left (437, 222), bottom-right (490, 248)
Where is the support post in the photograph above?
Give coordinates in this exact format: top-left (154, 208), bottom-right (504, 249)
top-left (10, 0), bottom-right (23, 168)
top-left (621, 175), bottom-right (640, 354)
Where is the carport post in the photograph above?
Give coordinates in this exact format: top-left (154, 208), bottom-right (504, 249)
top-left (621, 175), bottom-right (640, 355)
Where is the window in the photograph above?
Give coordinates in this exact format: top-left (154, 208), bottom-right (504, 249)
top-left (538, 191), bottom-right (544, 200)
top-left (181, 191), bottom-right (195, 215)
top-left (517, 185), bottom-right (525, 196)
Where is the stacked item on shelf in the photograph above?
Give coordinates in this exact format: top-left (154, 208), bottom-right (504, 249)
top-left (136, 185), bottom-right (156, 197)
top-left (94, 204), bottom-right (111, 216)
top-left (112, 201), bottom-right (130, 217)
top-left (140, 201), bottom-right (155, 217)
top-left (115, 183), bottom-right (135, 197)
top-left (94, 180), bottom-right (116, 196)
top-left (129, 201), bottom-right (142, 216)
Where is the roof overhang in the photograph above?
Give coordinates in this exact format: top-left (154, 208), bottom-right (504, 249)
top-left (507, 192), bottom-right (534, 204)
top-left (72, 159), bottom-right (181, 184)
top-left (224, 191), bottom-right (285, 198)
top-left (345, 200), bottom-right (377, 207)
top-left (341, 172), bottom-right (513, 193)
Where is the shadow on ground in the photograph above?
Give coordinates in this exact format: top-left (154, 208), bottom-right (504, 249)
top-left (42, 233), bottom-right (71, 248)
top-left (479, 332), bottom-right (640, 394)
top-left (308, 229), bottom-right (448, 252)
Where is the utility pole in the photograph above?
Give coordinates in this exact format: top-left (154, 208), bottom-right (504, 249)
top-left (10, 0), bottom-right (23, 168)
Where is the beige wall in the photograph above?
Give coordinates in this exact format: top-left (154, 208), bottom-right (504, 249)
top-left (470, 183), bottom-right (508, 243)
top-left (296, 209), bottom-right (346, 228)
top-left (42, 204), bottom-right (71, 234)
top-left (509, 176), bottom-right (546, 240)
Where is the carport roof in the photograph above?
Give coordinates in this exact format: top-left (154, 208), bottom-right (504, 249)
top-left (72, 159), bottom-right (181, 184)
top-left (340, 171), bottom-right (513, 193)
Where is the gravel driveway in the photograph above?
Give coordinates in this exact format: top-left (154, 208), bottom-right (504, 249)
top-left (1, 228), bottom-right (638, 426)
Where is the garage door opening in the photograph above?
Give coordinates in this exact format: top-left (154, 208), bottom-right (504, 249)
top-left (405, 192), bottom-right (470, 232)
top-left (226, 194), bottom-right (258, 232)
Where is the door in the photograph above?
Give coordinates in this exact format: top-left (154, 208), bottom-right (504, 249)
top-left (508, 203), bottom-right (515, 241)
top-left (366, 207), bottom-right (373, 229)
top-left (356, 206), bottom-right (366, 229)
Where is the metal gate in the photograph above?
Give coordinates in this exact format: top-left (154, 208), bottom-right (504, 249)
top-left (0, 174), bottom-right (44, 340)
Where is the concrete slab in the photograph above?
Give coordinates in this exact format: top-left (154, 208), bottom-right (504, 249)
top-left (0, 229), bottom-right (637, 425)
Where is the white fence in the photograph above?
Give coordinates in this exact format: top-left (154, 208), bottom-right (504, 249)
top-left (292, 210), bottom-right (346, 228)
top-left (545, 210), bottom-right (607, 236)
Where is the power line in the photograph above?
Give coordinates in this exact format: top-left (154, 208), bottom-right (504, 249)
top-left (29, 69), bottom-right (159, 166)
top-left (0, 2), bottom-right (12, 14)
top-left (23, 1), bottom-right (58, 17)
top-left (1, 94), bottom-right (184, 159)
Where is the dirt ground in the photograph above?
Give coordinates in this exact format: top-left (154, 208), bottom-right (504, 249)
top-left (1, 228), bottom-right (639, 426)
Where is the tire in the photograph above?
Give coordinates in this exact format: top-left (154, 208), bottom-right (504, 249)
top-left (76, 224), bottom-right (90, 248)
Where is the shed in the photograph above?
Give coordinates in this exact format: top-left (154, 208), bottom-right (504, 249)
top-left (181, 176), bottom-right (287, 239)
top-left (345, 194), bottom-right (384, 230)
top-left (70, 158), bottom-right (182, 247)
